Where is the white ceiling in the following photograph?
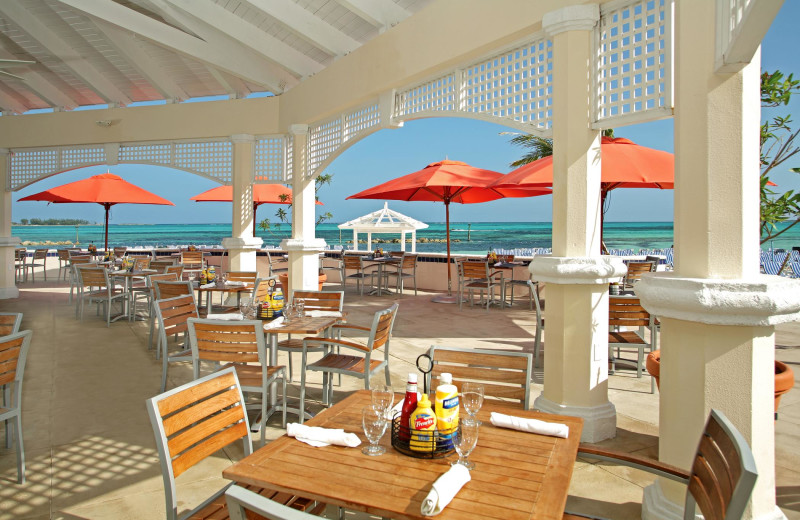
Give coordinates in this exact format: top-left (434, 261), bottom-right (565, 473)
top-left (0, 0), bottom-right (432, 115)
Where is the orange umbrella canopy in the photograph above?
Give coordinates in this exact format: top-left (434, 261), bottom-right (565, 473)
top-left (348, 160), bottom-right (550, 297)
top-left (18, 173), bottom-right (174, 250)
top-left (491, 137), bottom-right (674, 191)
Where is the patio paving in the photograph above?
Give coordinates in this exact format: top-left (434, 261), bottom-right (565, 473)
top-left (1, 260), bottom-right (798, 519)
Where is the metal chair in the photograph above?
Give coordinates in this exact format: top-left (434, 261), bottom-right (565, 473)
top-left (76, 266), bottom-right (128, 326)
top-left (623, 261), bottom-right (656, 288)
top-left (0, 312), bottom-right (23, 336)
top-left (384, 253), bottom-right (419, 295)
top-left (567, 409), bottom-right (758, 520)
top-left (300, 303), bottom-right (398, 422)
top-left (340, 255), bottom-right (374, 296)
top-left (67, 255), bottom-right (95, 303)
top-left (458, 259), bottom-right (504, 310)
top-left (22, 248), bottom-right (48, 282)
top-left (151, 280), bottom-right (196, 354)
top-left (180, 250), bottom-right (204, 279)
top-left (113, 246), bottom-right (127, 259)
top-left (14, 249), bottom-right (27, 283)
top-left (226, 485), bottom-right (324, 520)
top-left (428, 345), bottom-right (533, 410)
top-left (266, 251), bottom-right (288, 277)
top-left (277, 290), bottom-right (344, 381)
top-left (188, 318), bottom-right (287, 444)
top-left (165, 264), bottom-right (184, 279)
top-left (147, 368), bottom-right (322, 520)
top-left (153, 294), bottom-right (198, 392)
top-left (0, 330), bottom-right (33, 484)
top-left (532, 281), bottom-right (545, 369)
top-left (608, 297), bottom-right (656, 378)
top-left (57, 248), bottom-right (80, 280)
top-left (137, 273), bottom-right (179, 350)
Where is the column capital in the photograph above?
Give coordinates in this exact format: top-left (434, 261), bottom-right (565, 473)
top-left (288, 124), bottom-right (309, 136)
top-left (230, 134), bottom-right (255, 144)
top-left (543, 4), bottom-right (599, 36)
top-left (636, 273), bottom-right (800, 326)
top-left (221, 237), bottom-right (263, 250)
top-left (281, 238), bottom-right (326, 252)
top-left (533, 395), bottom-right (616, 442)
top-left (0, 237), bottom-right (21, 247)
top-left (529, 255), bottom-right (626, 285)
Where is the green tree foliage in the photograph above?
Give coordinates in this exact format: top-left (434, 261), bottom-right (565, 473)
top-left (760, 71), bottom-right (800, 244)
top-left (506, 129), bottom-right (615, 167)
top-left (16, 218), bottom-right (90, 225)
top-left (257, 173), bottom-right (334, 234)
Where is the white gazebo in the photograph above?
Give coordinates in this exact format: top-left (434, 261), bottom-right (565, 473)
top-left (338, 202), bottom-right (428, 253)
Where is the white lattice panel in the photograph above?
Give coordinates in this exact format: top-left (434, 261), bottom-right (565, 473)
top-left (596, 0), bottom-right (672, 124)
top-left (174, 141), bottom-right (232, 183)
top-left (8, 149), bottom-right (61, 190)
top-left (254, 137), bottom-right (286, 182)
top-left (62, 147), bottom-right (106, 169)
top-left (463, 38), bottom-right (553, 129)
top-left (308, 118), bottom-right (342, 177)
top-left (394, 73), bottom-right (457, 116)
top-left (285, 139), bottom-right (293, 183)
top-left (343, 103), bottom-right (380, 142)
top-left (119, 143), bottom-right (173, 165)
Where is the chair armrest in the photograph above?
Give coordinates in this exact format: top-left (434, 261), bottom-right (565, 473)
top-left (577, 445), bottom-right (690, 483)
top-left (303, 337), bottom-right (369, 353)
top-left (332, 324), bottom-right (370, 333)
top-left (489, 271), bottom-right (504, 280)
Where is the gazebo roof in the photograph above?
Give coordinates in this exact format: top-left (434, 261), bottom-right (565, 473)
top-left (338, 202), bottom-right (428, 233)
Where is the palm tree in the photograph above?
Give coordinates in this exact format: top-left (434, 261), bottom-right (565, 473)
top-left (505, 129), bottom-right (614, 167)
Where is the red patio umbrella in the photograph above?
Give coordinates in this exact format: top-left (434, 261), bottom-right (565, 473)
top-left (491, 137), bottom-right (674, 249)
top-left (190, 184), bottom-right (323, 235)
top-left (347, 159), bottom-right (550, 302)
top-left (18, 173), bottom-right (174, 251)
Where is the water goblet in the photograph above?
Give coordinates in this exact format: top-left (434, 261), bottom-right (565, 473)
top-left (371, 384), bottom-right (394, 420)
top-left (222, 272), bottom-right (229, 285)
top-left (239, 297), bottom-right (253, 318)
top-left (362, 405), bottom-right (388, 456)
top-left (294, 299), bottom-right (305, 318)
top-left (451, 418), bottom-right (479, 470)
top-left (461, 382), bottom-right (485, 424)
top-left (283, 302), bottom-right (295, 323)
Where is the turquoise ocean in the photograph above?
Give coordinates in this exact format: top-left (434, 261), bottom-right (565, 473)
top-left (11, 222), bottom-right (800, 254)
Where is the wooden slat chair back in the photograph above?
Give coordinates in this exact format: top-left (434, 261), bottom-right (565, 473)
top-left (23, 248), bottom-right (49, 282)
top-left (623, 261), bottom-right (656, 287)
top-left (76, 266), bottom-right (127, 326)
top-left (252, 276), bottom-right (278, 302)
top-left (113, 247), bottom-right (127, 259)
top-left (0, 330), bottom-right (33, 484)
top-left (14, 249), bottom-right (26, 282)
top-left (572, 409), bottom-right (757, 520)
top-left (0, 313), bottom-right (23, 336)
top-left (458, 260), bottom-right (504, 310)
top-left (300, 304), bottom-right (399, 421)
top-left (266, 251), bottom-right (288, 276)
top-left (132, 256), bottom-right (152, 270)
top-left (154, 280), bottom-right (194, 300)
top-left (165, 264), bottom-right (184, 278)
top-left (386, 254), bottom-right (419, 295)
top-left (68, 256), bottom-right (96, 303)
top-left (227, 271), bottom-right (258, 285)
top-left (341, 255), bottom-right (373, 295)
top-left (143, 273), bottom-right (180, 352)
top-left (188, 318), bottom-right (287, 442)
top-left (57, 249), bottom-right (74, 280)
top-left (608, 297), bottom-right (655, 378)
top-left (151, 259), bottom-right (176, 273)
top-left (154, 294), bottom-right (199, 392)
top-left (180, 251), bottom-right (204, 270)
top-left (428, 345), bottom-right (533, 410)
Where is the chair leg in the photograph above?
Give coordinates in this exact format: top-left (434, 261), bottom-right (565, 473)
top-left (281, 373), bottom-right (287, 429)
top-left (160, 337), bottom-right (169, 393)
top-left (260, 390), bottom-right (267, 447)
top-left (299, 353), bottom-right (307, 424)
top-left (12, 414), bottom-right (25, 485)
top-left (287, 353), bottom-right (294, 382)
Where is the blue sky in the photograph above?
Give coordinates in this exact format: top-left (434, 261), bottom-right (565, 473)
top-left (11, 1), bottom-right (800, 226)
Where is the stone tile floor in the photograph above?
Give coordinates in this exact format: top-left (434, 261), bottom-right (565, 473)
top-left (0, 264), bottom-right (798, 519)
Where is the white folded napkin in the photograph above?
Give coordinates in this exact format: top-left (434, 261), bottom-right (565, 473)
top-left (205, 312), bottom-right (244, 321)
top-left (224, 280), bottom-right (246, 286)
top-left (490, 412), bottom-right (569, 438)
top-left (420, 464), bottom-right (471, 516)
top-left (286, 423), bottom-right (361, 448)
top-left (306, 310), bottom-right (343, 318)
top-left (263, 316), bottom-right (285, 330)
top-left (199, 282), bottom-right (216, 289)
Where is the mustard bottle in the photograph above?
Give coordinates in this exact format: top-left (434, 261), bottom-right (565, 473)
top-left (409, 393), bottom-right (436, 452)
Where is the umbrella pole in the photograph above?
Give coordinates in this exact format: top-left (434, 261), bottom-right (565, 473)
top-left (253, 203), bottom-right (258, 237)
top-left (104, 203), bottom-right (110, 252)
top-left (432, 200), bottom-right (458, 304)
top-left (600, 190), bottom-right (608, 255)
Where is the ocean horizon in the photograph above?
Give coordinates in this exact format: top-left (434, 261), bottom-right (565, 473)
top-left (12, 221), bottom-right (800, 254)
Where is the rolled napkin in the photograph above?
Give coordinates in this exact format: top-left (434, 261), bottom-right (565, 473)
top-left (286, 423), bottom-right (361, 448)
top-left (205, 312), bottom-right (243, 321)
top-left (306, 310), bottom-right (343, 318)
top-left (263, 316), bottom-right (285, 330)
top-left (490, 412), bottom-right (569, 438)
top-left (420, 464), bottom-right (471, 516)
top-left (199, 282), bottom-right (216, 289)
top-left (224, 280), bottom-right (246, 286)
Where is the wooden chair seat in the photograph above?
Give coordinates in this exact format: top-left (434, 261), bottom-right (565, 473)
top-left (221, 363), bottom-right (285, 389)
top-left (277, 338), bottom-right (304, 350)
top-left (85, 288), bottom-right (127, 297)
top-left (308, 353), bottom-right (383, 374)
top-left (608, 331), bottom-right (647, 345)
top-left (188, 483), bottom-right (323, 520)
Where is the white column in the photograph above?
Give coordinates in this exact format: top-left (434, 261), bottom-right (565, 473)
top-left (280, 124), bottom-right (326, 296)
top-left (0, 149), bottom-right (20, 299)
top-left (401, 231), bottom-right (406, 252)
top-left (411, 231), bottom-right (416, 253)
top-left (352, 230), bottom-right (358, 251)
top-left (222, 134), bottom-right (263, 272)
top-left (638, 2), bottom-right (800, 519)
top-left (367, 233), bottom-right (372, 251)
top-left (530, 4), bottom-right (626, 443)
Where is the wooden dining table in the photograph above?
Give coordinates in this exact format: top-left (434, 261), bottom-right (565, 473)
top-left (224, 390), bottom-right (584, 520)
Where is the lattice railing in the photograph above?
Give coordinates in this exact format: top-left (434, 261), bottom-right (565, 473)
top-left (307, 102), bottom-right (381, 176)
top-left (595, 0), bottom-right (673, 126)
top-left (394, 35), bottom-right (553, 131)
top-left (254, 136), bottom-right (287, 182)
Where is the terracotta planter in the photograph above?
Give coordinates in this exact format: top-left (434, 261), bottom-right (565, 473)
top-left (775, 360), bottom-right (795, 413)
top-left (646, 350), bottom-right (661, 390)
top-left (278, 272), bottom-right (328, 291)
top-left (646, 350), bottom-right (795, 414)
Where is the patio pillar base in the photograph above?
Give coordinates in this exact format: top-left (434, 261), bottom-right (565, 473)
top-left (281, 238), bottom-right (326, 295)
top-left (222, 237), bottom-right (263, 272)
top-left (533, 395), bottom-right (616, 443)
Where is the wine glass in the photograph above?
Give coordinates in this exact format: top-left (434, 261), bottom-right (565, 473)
top-left (283, 302), bottom-right (295, 323)
top-left (461, 382), bottom-right (484, 424)
top-left (239, 297), bottom-right (253, 319)
top-left (294, 299), bottom-right (305, 318)
top-left (362, 405), bottom-right (388, 456)
top-left (451, 419), bottom-right (479, 470)
top-left (371, 384), bottom-right (394, 420)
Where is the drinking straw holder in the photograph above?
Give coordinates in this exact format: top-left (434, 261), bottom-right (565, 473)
top-left (390, 413), bottom-right (457, 459)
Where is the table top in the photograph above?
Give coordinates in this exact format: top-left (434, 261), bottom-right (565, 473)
top-left (224, 390), bottom-right (584, 520)
top-left (194, 282), bottom-right (253, 292)
top-left (109, 269), bottom-right (157, 277)
top-left (263, 315), bottom-right (339, 335)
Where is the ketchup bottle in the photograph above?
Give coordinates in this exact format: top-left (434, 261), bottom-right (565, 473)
top-left (399, 373), bottom-right (419, 441)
